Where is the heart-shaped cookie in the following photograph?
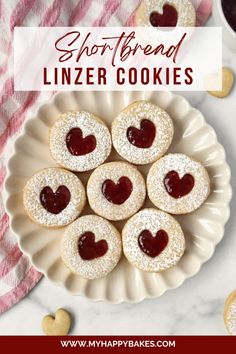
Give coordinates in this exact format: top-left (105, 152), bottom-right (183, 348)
top-left (207, 67), bottom-right (234, 98)
top-left (138, 229), bottom-right (169, 258)
top-left (42, 309), bottom-right (71, 336)
top-left (164, 170), bottom-right (195, 198)
top-left (127, 119), bottom-right (156, 148)
top-left (102, 176), bottom-right (133, 205)
top-left (66, 127), bottom-right (96, 156)
top-left (40, 185), bottom-right (71, 214)
top-left (78, 231), bottom-right (108, 260)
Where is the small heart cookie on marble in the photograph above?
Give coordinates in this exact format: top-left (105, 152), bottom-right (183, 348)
top-left (42, 309), bottom-right (71, 336)
top-left (207, 67), bottom-right (234, 98)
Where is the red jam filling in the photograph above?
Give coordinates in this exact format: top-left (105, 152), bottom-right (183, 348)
top-left (102, 176), bottom-right (133, 205)
top-left (138, 229), bottom-right (169, 258)
top-left (149, 4), bottom-right (178, 27)
top-left (40, 185), bottom-right (71, 214)
top-left (78, 232), bottom-right (108, 260)
top-left (66, 128), bottom-right (96, 156)
top-left (164, 170), bottom-right (195, 198)
top-left (222, 0), bottom-right (236, 33)
top-left (126, 119), bottom-right (156, 148)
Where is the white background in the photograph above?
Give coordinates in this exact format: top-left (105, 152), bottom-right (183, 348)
top-left (14, 26), bottom-right (222, 91)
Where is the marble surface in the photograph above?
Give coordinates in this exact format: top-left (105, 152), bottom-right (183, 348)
top-left (1, 17), bottom-right (236, 335)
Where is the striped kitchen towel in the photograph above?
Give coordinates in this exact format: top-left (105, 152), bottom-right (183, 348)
top-left (0, 0), bottom-right (212, 315)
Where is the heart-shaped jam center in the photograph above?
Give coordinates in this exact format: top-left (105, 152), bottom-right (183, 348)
top-left (102, 176), bottom-right (133, 205)
top-left (138, 229), bottom-right (169, 258)
top-left (66, 127), bottom-right (96, 156)
top-left (164, 170), bottom-right (195, 198)
top-left (40, 185), bottom-right (71, 214)
top-left (149, 4), bottom-right (178, 27)
top-left (126, 119), bottom-right (156, 148)
top-left (78, 232), bottom-right (108, 260)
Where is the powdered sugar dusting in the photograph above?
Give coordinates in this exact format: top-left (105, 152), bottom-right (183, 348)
top-left (87, 162), bottom-right (146, 221)
top-left (226, 298), bottom-right (236, 335)
top-left (23, 168), bottom-right (86, 227)
top-left (61, 215), bottom-right (122, 279)
top-left (147, 153), bottom-right (210, 214)
top-left (122, 208), bottom-right (185, 272)
top-left (50, 111), bottom-right (112, 172)
top-left (138, 0), bottom-right (196, 27)
top-left (112, 101), bottom-right (174, 165)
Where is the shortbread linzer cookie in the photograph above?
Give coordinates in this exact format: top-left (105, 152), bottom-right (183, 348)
top-left (112, 101), bottom-right (174, 165)
top-left (147, 153), bottom-right (210, 214)
top-left (87, 162), bottom-right (146, 221)
top-left (135, 0), bottom-right (196, 27)
top-left (61, 215), bottom-right (122, 279)
top-left (224, 290), bottom-right (236, 335)
top-left (23, 168), bottom-right (86, 228)
top-left (49, 111), bottom-right (112, 172)
top-left (122, 208), bottom-right (185, 272)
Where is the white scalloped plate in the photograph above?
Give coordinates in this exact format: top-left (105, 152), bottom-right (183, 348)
top-left (5, 90), bottom-right (232, 303)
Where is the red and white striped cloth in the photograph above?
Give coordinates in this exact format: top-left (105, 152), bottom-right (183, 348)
top-left (0, 0), bottom-right (212, 315)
